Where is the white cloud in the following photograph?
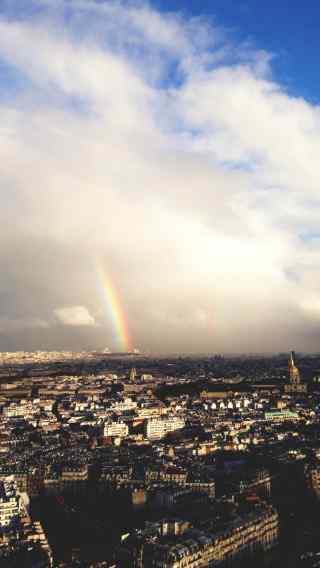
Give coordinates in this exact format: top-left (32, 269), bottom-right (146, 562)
top-left (0, 0), bottom-right (319, 351)
top-left (54, 306), bottom-right (96, 327)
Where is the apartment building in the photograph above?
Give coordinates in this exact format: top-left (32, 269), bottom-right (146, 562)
top-left (0, 476), bottom-right (21, 529)
top-left (145, 417), bottom-right (185, 440)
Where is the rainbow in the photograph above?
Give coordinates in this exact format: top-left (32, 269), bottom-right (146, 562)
top-left (96, 259), bottom-right (132, 352)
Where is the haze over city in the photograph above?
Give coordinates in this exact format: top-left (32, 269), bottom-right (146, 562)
top-left (1, 0), bottom-right (320, 353)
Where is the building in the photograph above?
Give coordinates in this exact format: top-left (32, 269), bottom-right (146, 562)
top-left (158, 506), bottom-right (278, 566)
top-left (145, 417), bottom-right (185, 440)
top-left (284, 351), bottom-right (307, 394)
top-left (228, 468), bottom-right (271, 498)
top-left (154, 487), bottom-right (209, 509)
top-left (130, 368), bottom-right (137, 383)
top-left (61, 464), bottom-right (88, 484)
top-left (0, 476), bottom-right (21, 529)
top-left (145, 466), bottom-right (188, 484)
top-left (104, 421), bottom-right (129, 438)
top-left (141, 374), bottom-right (153, 382)
top-left (305, 463), bottom-right (320, 498)
top-left (0, 476), bottom-right (53, 565)
top-left (264, 410), bottom-right (299, 422)
top-left (100, 465), bottom-right (133, 483)
top-left (118, 504), bottom-right (279, 567)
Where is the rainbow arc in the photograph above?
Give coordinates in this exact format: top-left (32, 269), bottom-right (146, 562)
top-left (96, 259), bottom-right (132, 352)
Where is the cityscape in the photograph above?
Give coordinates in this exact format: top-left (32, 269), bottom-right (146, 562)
top-left (1, 0), bottom-right (320, 567)
top-left (1, 350), bottom-right (320, 566)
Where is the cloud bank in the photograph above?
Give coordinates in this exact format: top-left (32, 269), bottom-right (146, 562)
top-left (0, 0), bottom-right (320, 353)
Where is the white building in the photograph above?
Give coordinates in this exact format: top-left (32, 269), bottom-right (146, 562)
top-left (3, 402), bottom-right (28, 418)
top-left (141, 374), bottom-right (153, 381)
top-left (145, 416), bottom-right (185, 440)
top-left (112, 398), bottom-right (137, 412)
top-left (0, 476), bottom-right (21, 529)
top-left (104, 421), bottom-right (129, 438)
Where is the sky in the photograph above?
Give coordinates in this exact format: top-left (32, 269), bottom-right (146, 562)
top-left (1, 0), bottom-right (320, 354)
top-left (153, 0), bottom-right (320, 104)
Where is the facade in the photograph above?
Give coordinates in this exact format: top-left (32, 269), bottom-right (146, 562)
top-left (145, 466), bottom-right (188, 484)
top-left (0, 476), bottom-right (53, 565)
top-left (305, 464), bottom-right (320, 498)
top-left (104, 421), bottom-right (129, 438)
top-left (0, 476), bottom-right (21, 529)
top-left (100, 465), bottom-right (133, 483)
top-left (119, 505), bottom-right (279, 567)
top-left (145, 417), bottom-right (185, 440)
top-left (61, 464), bottom-right (88, 483)
top-left (154, 487), bottom-right (209, 509)
top-left (265, 410), bottom-right (299, 422)
top-left (229, 469), bottom-right (271, 498)
top-left (185, 482), bottom-right (215, 499)
top-left (149, 508), bottom-right (278, 567)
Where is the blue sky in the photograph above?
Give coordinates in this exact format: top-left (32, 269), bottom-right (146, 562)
top-left (153, 0), bottom-right (320, 103)
top-left (0, 0), bottom-right (319, 101)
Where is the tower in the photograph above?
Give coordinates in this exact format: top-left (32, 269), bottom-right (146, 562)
top-left (284, 350), bottom-right (307, 394)
top-left (288, 351), bottom-right (300, 385)
top-left (130, 367), bottom-right (137, 383)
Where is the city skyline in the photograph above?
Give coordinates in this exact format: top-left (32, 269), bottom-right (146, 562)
top-left (1, 0), bottom-right (320, 353)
